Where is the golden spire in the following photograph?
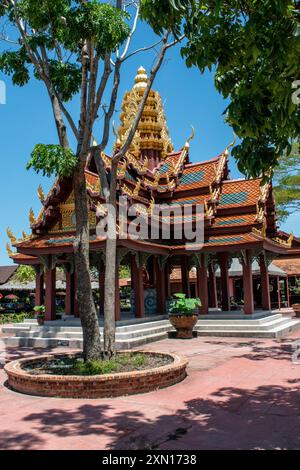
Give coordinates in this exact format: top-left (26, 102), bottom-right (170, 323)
top-left (37, 184), bottom-right (45, 203)
top-left (22, 230), bottom-right (28, 240)
top-left (133, 66), bottom-right (148, 90)
top-left (6, 227), bottom-right (17, 245)
top-left (117, 66), bottom-right (174, 158)
top-left (29, 208), bottom-right (36, 225)
top-left (6, 242), bottom-right (13, 257)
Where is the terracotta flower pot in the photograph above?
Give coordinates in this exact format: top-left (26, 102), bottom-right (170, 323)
top-left (292, 304), bottom-right (300, 318)
top-left (169, 314), bottom-right (198, 339)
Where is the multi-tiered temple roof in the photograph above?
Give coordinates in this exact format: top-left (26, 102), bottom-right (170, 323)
top-left (7, 67), bottom-right (300, 261)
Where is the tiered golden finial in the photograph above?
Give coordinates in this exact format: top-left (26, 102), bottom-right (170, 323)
top-left (133, 66), bottom-right (148, 90)
top-left (117, 66), bottom-right (174, 159)
top-left (37, 184), bottom-right (45, 203)
top-left (29, 208), bottom-right (36, 225)
top-left (6, 227), bottom-right (17, 245)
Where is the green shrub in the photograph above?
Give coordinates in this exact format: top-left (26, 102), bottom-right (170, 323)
top-left (0, 312), bottom-right (35, 325)
top-left (169, 293), bottom-right (201, 316)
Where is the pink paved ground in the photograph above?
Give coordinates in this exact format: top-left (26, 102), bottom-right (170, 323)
top-left (0, 329), bottom-right (299, 450)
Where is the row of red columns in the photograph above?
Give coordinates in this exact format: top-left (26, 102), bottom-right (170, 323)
top-left (35, 268), bottom-right (79, 322)
top-left (36, 250), bottom-right (274, 321)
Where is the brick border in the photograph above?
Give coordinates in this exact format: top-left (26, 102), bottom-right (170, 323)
top-left (4, 351), bottom-right (188, 398)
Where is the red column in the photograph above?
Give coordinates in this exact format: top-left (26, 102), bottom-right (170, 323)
top-left (219, 253), bottom-right (231, 311)
top-left (164, 261), bottom-right (171, 299)
top-left (99, 261), bottom-right (105, 316)
top-left (74, 273), bottom-right (79, 318)
top-left (208, 263), bottom-right (218, 308)
top-left (197, 255), bottom-right (208, 315)
top-left (181, 255), bottom-right (191, 297)
top-left (155, 259), bottom-right (166, 314)
top-left (65, 271), bottom-right (75, 316)
top-left (131, 255), bottom-right (145, 318)
top-left (277, 276), bottom-right (281, 310)
top-left (286, 276), bottom-right (290, 308)
top-left (45, 268), bottom-right (56, 321)
top-left (259, 255), bottom-right (271, 311)
top-left (242, 250), bottom-right (254, 315)
top-left (35, 269), bottom-right (44, 307)
top-left (115, 276), bottom-right (121, 321)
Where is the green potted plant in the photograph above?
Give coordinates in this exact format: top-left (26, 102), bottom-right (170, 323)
top-left (34, 305), bottom-right (46, 326)
top-left (168, 293), bottom-right (201, 339)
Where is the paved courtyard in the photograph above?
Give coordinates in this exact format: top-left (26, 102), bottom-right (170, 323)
top-left (0, 328), bottom-right (299, 450)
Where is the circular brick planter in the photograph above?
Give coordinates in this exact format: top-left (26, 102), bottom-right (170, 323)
top-left (4, 351), bottom-right (188, 399)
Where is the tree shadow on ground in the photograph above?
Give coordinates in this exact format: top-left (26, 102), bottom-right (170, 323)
top-left (201, 336), bottom-right (300, 362)
top-left (0, 381), bottom-right (298, 450)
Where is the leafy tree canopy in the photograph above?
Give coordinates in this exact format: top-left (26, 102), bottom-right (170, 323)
top-left (14, 265), bottom-right (36, 283)
top-left (273, 143), bottom-right (300, 223)
top-left (142, 0), bottom-right (300, 177)
top-left (27, 144), bottom-right (77, 177)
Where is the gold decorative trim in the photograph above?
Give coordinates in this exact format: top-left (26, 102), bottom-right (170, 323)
top-left (37, 184), bottom-right (45, 203)
top-left (6, 227), bottom-right (17, 245)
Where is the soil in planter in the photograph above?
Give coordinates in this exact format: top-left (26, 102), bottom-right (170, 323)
top-left (22, 353), bottom-right (173, 376)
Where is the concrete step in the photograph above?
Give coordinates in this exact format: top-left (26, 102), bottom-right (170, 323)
top-left (195, 316), bottom-right (292, 331)
top-left (196, 319), bottom-right (300, 338)
top-left (3, 330), bottom-right (169, 350)
top-left (11, 323), bottom-right (172, 340)
top-left (196, 313), bottom-right (283, 325)
top-left (2, 320), bottom-right (172, 337)
top-left (2, 314), bottom-right (299, 349)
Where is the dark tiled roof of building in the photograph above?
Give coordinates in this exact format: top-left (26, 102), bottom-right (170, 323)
top-left (0, 265), bottom-right (18, 284)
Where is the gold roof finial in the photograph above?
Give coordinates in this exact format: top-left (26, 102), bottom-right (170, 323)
top-left (154, 172), bottom-right (160, 185)
top-left (133, 66), bottom-right (148, 90)
top-left (225, 132), bottom-right (237, 156)
top-left (6, 243), bottom-right (13, 257)
top-left (133, 178), bottom-right (142, 196)
top-left (29, 208), bottom-right (36, 225)
top-left (6, 227), bottom-right (17, 245)
top-left (184, 126), bottom-right (195, 149)
top-left (287, 232), bottom-right (294, 246)
top-left (142, 157), bottom-right (149, 173)
top-left (22, 230), bottom-right (28, 240)
top-left (37, 184), bottom-right (45, 203)
top-left (148, 195), bottom-right (155, 216)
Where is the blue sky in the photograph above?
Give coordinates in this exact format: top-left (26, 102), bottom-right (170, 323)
top-left (0, 19), bottom-right (298, 266)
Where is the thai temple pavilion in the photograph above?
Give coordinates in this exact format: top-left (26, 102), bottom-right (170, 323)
top-left (6, 67), bottom-right (300, 322)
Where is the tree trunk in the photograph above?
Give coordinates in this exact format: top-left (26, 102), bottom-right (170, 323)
top-left (73, 160), bottom-right (102, 361)
top-left (103, 161), bottom-right (118, 358)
